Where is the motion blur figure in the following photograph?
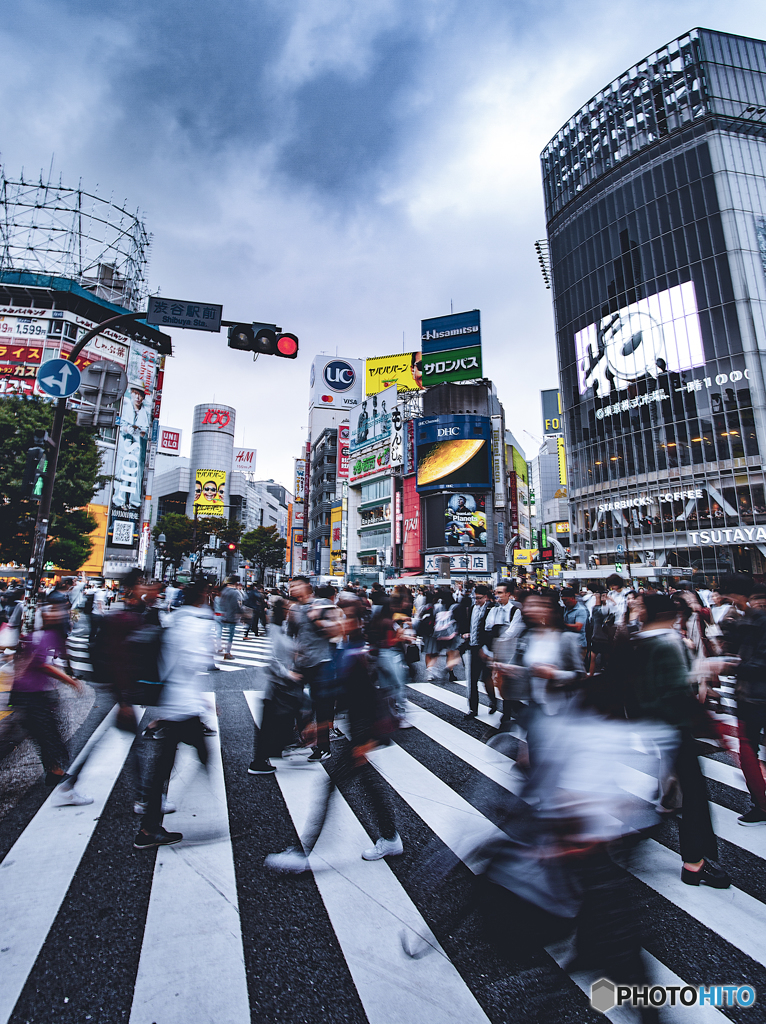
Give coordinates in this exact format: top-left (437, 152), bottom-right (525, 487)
top-left (265, 595), bottom-right (402, 873)
top-left (134, 580), bottom-right (215, 850)
top-left (8, 602), bottom-right (93, 806)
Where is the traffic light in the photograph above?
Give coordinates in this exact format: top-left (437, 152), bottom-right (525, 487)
top-left (227, 322), bottom-right (299, 359)
top-left (226, 542), bottom-right (237, 554)
top-left (21, 431), bottom-right (48, 499)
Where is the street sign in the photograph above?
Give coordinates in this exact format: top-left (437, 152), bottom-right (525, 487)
top-left (616, 543), bottom-right (624, 555)
top-left (146, 296), bottom-right (222, 333)
top-left (76, 359), bottom-right (128, 427)
top-left (37, 358), bottom-right (81, 398)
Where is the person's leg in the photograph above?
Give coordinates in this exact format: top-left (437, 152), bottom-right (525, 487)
top-left (139, 723), bottom-right (180, 835)
top-left (675, 729), bottom-right (719, 866)
top-left (737, 704), bottom-right (766, 811)
top-left (14, 691), bottom-right (71, 781)
top-left (358, 759), bottom-right (397, 841)
top-left (482, 662), bottom-right (497, 713)
top-left (468, 647), bottom-right (481, 715)
top-left (222, 621), bottom-right (236, 655)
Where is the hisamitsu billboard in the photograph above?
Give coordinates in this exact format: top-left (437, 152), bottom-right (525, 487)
top-left (420, 309), bottom-right (482, 386)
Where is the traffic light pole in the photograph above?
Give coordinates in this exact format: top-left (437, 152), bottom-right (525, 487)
top-left (27, 310), bottom-right (145, 614)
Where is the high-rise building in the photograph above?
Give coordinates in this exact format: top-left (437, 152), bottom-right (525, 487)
top-left (542, 28), bottom-right (766, 577)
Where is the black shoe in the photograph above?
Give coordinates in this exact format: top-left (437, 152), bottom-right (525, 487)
top-left (307, 748), bottom-right (331, 763)
top-left (134, 827), bottom-right (183, 850)
top-left (248, 761), bottom-right (276, 774)
top-left (487, 698), bottom-right (498, 714)
top-left (738, 806), bottom-right (766, 826)
top-left (465, 711), bottom-right (478, 719)
top-left (681, 859), bottom-right (731, 889)
top-left (448, 671), bottom-right (457, 682)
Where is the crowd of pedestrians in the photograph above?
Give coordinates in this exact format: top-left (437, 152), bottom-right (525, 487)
top-left (3, 565), bottom-right (766, 988)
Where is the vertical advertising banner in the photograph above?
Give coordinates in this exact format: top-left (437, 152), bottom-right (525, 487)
top-left (402, 475), bottom-right (421, 569)
top-left (491, 414), bottom-right (506, 510)
top-left (337, 423), bottom-right (350, 480)
top-left (390, 404), bottom-right (404, 467)
top-left (420, 309), bottom-right (482, 386)
top-left (349, 384), bottom-right (397, 453)
top-left (541, 389), bottom-right (562, 435)
top-left (193, 469), bottom-right (227, 516)
top-left (108, 341), bottom-right (159, 549)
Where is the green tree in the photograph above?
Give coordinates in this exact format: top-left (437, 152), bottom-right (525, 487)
top-left (153, 513), bottom-right (195, 568)
top-left (0, 396), bottom-right (107, 569)
top-left (240, 526), bottom-right (286, 580)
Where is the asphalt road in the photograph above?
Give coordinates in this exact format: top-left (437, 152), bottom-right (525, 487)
top-left (1, 628), bottom-right (765, 1024)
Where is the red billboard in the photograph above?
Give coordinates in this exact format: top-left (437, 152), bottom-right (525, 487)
top-left (402, 475), bottom-right (421, 569)
top-left (337, 423), bottom-right (350, 479)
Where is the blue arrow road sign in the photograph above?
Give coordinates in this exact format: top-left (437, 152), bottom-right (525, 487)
top-left (37, 358), bottom-right (82, 398)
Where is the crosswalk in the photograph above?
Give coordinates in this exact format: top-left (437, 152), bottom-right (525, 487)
top-left (1, 641), bottom-right (766, 1024)
top-left (215, 627), bottom-right (271, 673)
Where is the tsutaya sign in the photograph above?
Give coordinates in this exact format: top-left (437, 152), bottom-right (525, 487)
top-left (689, 526), bottom-right (766, 546)
top-left (598, 488), bottom-right (703, 513)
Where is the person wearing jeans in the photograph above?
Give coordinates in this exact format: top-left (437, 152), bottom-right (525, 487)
top-left (219, 577), bottom-right (242, 660)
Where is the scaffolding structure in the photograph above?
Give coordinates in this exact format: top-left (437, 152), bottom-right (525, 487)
top-left (0, 167), bottom-right (151, 311)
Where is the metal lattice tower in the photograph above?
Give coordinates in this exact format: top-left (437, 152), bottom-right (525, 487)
top-left (0, 166), bottom-right (151, 311)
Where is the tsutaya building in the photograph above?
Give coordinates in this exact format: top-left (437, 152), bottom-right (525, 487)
top-left (542, 28), bottom-right (766, 577)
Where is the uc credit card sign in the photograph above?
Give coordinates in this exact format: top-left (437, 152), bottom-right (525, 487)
top-left (420, 309), bottom-right (482, 385)
top-left (415, 415), bottom-right (492, 492)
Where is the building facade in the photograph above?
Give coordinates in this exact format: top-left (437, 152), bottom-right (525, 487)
top-left (543, 28), bottom-right (766, 578)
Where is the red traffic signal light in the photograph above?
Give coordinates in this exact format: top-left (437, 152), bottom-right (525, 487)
top-left (226, 542), bottom-right (237, 553)
top-left (276, 332), bottom-right (299, 358)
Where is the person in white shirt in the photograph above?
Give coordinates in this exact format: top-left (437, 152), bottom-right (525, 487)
top-left (604, 573), bottom-right (629, 626)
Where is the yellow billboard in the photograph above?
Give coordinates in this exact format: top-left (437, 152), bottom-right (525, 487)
top-left (366, 352), bottom-right (423, 395)
top-left (513, 548), bottom-right (537, 565)
top-left (193, 469), bottom-right (226, 517)
top-left (557, 437), bottom-right (567, 486)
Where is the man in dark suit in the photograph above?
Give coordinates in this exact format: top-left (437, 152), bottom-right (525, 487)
top-left (463, 584), bottom-right (495, 717)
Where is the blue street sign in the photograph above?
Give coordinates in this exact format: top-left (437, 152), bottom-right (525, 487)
top-left (616, 543), bottom-right (624, 555)
top-left (37, 358), bottom-right (81, 398)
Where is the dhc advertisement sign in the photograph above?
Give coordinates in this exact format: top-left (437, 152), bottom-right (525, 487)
top-left (415, 415), bottom-right (492, 493)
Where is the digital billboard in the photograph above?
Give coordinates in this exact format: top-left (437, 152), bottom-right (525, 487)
top-left (349, 383), bottom-right (397, 453)
top-left (336, 423), bottom-right (350, 479)
top-left (420, 310), bottom-right (482, 386)
top-left (415, 415), bottom-right (492, 492)
top-left (424, 493), bottom-right (487, 549)
top-left (574, 281), bottom-right (705, 398)
top-left (366, 353), bottom-right (423, 395)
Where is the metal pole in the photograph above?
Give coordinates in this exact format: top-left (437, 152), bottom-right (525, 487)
top-left (27, 310), bottom-right (145, 608)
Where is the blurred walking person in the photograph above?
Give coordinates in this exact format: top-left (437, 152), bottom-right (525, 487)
top-left (219, 576), bottom-right (243, 660)
top-left (134, 581), bottom-right (215, 849)
top-left (265, 595), bottom-right (402, 872)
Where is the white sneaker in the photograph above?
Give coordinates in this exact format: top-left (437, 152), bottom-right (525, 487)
top-left (398, 718), bottom-right (415, 730)
top-left (133, 798), bottom-right (177, 815)
top-left (362, 834), bottom-right (403, 860)
top-left (51, 786), bottom-right (94, 807)
top-left (264, 847), bottom-right (310, 873)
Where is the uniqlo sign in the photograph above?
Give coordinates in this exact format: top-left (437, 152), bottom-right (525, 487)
top-left (158, 427), bottom-right (182, 455)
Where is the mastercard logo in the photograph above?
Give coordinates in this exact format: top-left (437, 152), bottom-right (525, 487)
top-left (321, 395), bottom-right (334, 403)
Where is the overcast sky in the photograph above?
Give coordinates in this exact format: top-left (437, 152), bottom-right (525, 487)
top-left (2, 0), bottom-right (765, 491)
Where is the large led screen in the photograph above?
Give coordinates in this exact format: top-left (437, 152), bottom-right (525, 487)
top-left (415, 415), bottom-right (491, 492)
top-left (424, 493), bottom-right (487, 548)
top-left (574, 281), bottom-right (705, 397)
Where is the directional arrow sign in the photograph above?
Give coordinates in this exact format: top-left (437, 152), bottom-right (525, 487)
top-left (37, 358), bottom-right (82, 398)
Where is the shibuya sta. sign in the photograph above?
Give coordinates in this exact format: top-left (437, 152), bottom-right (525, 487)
top-left (598, 488), bottom-right (703, 513)
top-left (689, 526), bottom-right (766, 546)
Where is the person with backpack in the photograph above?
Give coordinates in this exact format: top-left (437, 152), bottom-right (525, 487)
top-left (429, 587), bottom-right (462, 684)
top-left (287, 578), bottom-right (342, 763)
top-left (613, 591), bottom-right (730, 888)
top-left (133, 580), bottom-right (215, 850)
top-left (265, 595), bottom-right (402, 872)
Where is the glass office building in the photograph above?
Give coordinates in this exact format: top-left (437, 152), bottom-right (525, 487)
top-left (542, 28), bottom-right (766, 577)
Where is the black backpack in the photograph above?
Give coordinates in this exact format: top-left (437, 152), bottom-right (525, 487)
top-left (125, 614), bottom-right (165, 706)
